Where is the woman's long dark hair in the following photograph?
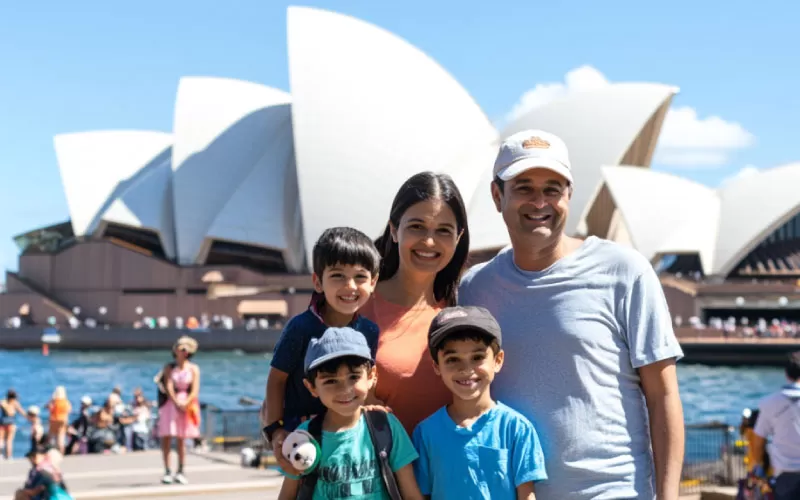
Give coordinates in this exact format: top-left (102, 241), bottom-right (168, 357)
top-left (374, 172), bottom-right (470, 306)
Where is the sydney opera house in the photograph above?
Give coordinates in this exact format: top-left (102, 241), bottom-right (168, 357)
top-left (1, 7), bottom-right (798, 328)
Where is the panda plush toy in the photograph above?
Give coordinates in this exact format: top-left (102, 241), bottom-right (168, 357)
top-left (281, 429), bottom-right (320, 473)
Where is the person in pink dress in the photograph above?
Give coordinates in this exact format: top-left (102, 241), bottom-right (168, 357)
top-left (156, 336), bottom-right (201, 485)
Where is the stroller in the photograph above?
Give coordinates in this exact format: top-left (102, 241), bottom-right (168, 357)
top-left (736, 472), bottom-right (773, 500)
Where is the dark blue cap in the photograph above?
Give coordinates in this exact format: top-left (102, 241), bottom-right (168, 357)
top-left (304, 326), bottom-right (373, 374)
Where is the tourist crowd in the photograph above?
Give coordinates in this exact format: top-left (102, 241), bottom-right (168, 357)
top-left (678, 315), bottom-right (800, 338)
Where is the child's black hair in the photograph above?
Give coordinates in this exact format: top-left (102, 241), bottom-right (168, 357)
top-left (305, 355), bottom-right (374, 385)
top-left (430, 329), bottom-right (501, 363)
top-left (312, 227), bottom-right (381, 279)
top-left (787, 351), bottom-right (800, 380)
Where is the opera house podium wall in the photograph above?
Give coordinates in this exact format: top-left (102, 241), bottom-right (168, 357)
top-left (0, 239), bottom-right (313, 327)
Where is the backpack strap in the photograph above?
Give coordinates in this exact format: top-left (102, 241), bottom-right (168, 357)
top-left (296, 413), bottom-right (325, 500)
top-left (364, 410), bottom-right (402, 500)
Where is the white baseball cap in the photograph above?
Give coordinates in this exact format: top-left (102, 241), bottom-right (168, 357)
top-left (493, 129), bottom-right (572, 184)
top-left (81, 395), bottom-right (92, 406)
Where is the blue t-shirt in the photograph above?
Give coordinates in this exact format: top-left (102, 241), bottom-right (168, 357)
top-left (297, 412), bottom-right (418, 499)
top-left (413, 402), bottom-right (547, 499)
top-left (271, 308), bottom-right (379, 423)
top-left (458, 237), bottom-right (684, 500)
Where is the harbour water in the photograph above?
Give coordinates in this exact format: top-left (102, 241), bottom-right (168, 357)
top-left (0, 349), bottom-right (787, 458)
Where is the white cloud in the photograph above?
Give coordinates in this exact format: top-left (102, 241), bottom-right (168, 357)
top-left (505, 65), bottom-right (755, 168)
top-left (720, 165), bottom-right (759, 187)
top-left (505, 65), bottom-right (608, 122)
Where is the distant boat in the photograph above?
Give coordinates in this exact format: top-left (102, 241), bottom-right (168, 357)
top-left (41, 328), bottom-right (62, 344)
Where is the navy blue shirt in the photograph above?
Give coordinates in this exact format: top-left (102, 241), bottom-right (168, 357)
top-left (270, 307), bottom-right (379, 423)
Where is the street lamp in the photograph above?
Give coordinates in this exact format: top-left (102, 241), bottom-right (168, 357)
top-left (778, 296), bottom-right (789, 307)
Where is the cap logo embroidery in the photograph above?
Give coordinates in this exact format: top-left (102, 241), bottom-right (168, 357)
top-left (439, 310), bottom-right (468, 323)
top-left (522, 136), bottom-right (550, 149)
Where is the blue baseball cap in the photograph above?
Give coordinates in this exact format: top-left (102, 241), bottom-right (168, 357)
top-left (304, 326), bottom-right (373, 374)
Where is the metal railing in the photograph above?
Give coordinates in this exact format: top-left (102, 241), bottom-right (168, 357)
top-left (681, 422), bottom-right (748, 493)
top-left (201, 404), bottom-right (264, 452)
top-left (199, 406), bottom-right (750, 492)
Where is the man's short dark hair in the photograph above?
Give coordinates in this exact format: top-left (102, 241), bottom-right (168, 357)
top-left (312, 227), bottom-right (381, 278)
top-left (786, 351), bottom-right (800, 380)
top-left (493, 176), bottom-right (506, 195)
top-left (305, 355), bottom-right (373, 385)
top-left (431, 330), bottom-right (501, 363)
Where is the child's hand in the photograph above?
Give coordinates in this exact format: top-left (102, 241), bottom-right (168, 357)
top-left (271, 429), bottom-right (303, 477)
top-left (362, 404), bottom-right (392, 413)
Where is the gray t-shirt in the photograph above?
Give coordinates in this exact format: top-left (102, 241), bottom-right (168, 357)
top-left (458, 236), bottom-right (683, 500)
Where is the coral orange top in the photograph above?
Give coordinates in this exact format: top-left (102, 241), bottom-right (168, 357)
top-left (49, 398), bottom-right (71, 422)
top-left (360, 292), bottom-right (451, 436)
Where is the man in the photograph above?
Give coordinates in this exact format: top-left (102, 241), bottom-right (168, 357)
top-left (750, 351), bottom-right (800, 499)
top-left (459, 129), bottom-right (685, 499)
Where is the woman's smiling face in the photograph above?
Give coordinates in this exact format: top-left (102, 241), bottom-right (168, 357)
top-left (391, 198), bottom-right (461, 278)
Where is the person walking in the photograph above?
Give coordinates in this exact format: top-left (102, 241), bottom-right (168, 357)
top-left (750, 351), bottom-right (800, 499)
top-left (459, 130), bottom-right (685, 499)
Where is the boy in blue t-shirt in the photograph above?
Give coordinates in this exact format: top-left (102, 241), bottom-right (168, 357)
top-left (278, 327), bottom-right (423, 500)
top-left (412, 306), bottom-right (547, 499)
top-left (262, 227), bottom-right (381, 472)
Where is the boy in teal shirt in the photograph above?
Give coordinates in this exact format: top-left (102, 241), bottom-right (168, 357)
top-left (278, 327), bottom-right (423, 500)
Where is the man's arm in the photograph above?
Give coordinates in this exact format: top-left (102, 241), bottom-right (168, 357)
top-left (640, 357), bottom-right (684, 500)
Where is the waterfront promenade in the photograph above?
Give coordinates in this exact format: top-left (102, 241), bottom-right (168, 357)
top-left (3, 326), bottom-right (800, 365)
top-left (0, 449), bottom-right (738, 499)
top-left (0, 450), bottom-right (282, 499)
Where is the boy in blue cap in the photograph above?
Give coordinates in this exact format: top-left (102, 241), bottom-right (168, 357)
top-left (277, 327), bottom-right (424, 500)
top-left (412, 306), bottom-right (547, 499)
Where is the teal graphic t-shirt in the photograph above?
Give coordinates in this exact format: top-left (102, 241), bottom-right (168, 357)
top-left (296, 412), bottom-right (418, 499)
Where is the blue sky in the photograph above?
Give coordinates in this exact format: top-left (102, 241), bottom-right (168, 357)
top-left (1, 0), bottom-right (797, 275)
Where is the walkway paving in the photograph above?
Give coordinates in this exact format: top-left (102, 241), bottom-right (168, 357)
top-left (0, 449), bottom-right (739, 499)
top-left (0, 449), bottom-right (282, 499)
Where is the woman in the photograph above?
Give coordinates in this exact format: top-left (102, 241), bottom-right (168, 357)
top-left (362, 171), bottom-right (471, 434)
top-left (46, 387), bottom-right (72, 454)
top-left (157, 336), bottom-right (201, 485)
top-left (0, 389), bottom-right (25, 458)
